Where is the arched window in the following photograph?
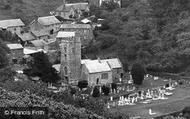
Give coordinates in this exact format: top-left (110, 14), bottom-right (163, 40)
top-left (64, 67), bottom-right (68, 75)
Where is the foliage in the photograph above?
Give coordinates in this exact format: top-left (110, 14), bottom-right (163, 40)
top-left (0, 87), bottom-right (104, 119)
top-left (111, 83), bottom-right (117, 91)
top-left (182, 106), bottom-right (190, 119)
top-left (131, 62), bottom-right (146, 85)
top-left (102, 85), bottom-right (110, 96)
top-left (101, 1), bottom-right (120, 12)
top-left (92, 86), bottom-right (100, 97)
top-left (84, 0), bottom-right (190, 75)
top-left (78, 80), bottom-right (88, 90)
top-left (0, 67), bottom-right (16, 82)
top-left (24, 52), bottom-right (60, 83)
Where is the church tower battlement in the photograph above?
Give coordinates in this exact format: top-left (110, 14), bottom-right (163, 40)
top-left (56, 31), bottom-right (81, 85)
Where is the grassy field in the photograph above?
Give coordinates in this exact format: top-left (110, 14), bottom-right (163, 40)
top-left (109, 79), bottom-right (190, 118)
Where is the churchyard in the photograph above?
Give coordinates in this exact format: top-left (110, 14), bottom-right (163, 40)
top-left (105, 74), bottom-right (190, 118)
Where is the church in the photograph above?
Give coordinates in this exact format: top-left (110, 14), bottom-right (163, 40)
top-left (56, 30), bottom-right (123, 86)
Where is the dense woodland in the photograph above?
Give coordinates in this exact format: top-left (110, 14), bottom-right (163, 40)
top-left (85, 0), bottom-right (190, 76)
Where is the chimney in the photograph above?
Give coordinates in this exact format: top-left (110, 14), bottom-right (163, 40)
top-left (63, 0), bottom-right (66, 11)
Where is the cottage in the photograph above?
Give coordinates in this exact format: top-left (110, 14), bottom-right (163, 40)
top-left (30, 16), bottom-right (61, 36)
top-left (30, 39), bottom-right (45, 50)
top-left (7, 44), bottom-right (23, 63)
top-left (60, 24), bottom-right (94, 46)
top-left (54, 2), bottom-right (89, 19)
top-left (81, 59), bottom-right (112, 86)
top-left (43, 38), bottom-right (58, 51)
top-left (0, 19), bottom-right (25, 34)
top-left (88, 0), bottom-right (121, 7)
top-left (17, 32), bottom-right (35, 45)
top-left (31, 30), bottom-right (49, 40)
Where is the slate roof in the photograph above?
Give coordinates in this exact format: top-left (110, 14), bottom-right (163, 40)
top-left (7, 44), bottom-right (23, 50)
top-left (60, 23), bottom-right (92, 29)
top-left (0, 19), bottom-right (25, 28)
top-left (31, 30), bottom-right (49, 37)
top-left (17, 33), bottom-right (35, 41)
top-left (23, 48), bottom-right (39, 55)
top-left (30, 39), bottom-right (45, 47)
top-left (38, 16), bottom-right (61, 26)
top-left (101, 58), bottom-right (122, 69)
top-left (83, 60), bottom-right (111, 74)
top-left (52, 64), bottom-right (61, 72)
top-left (56, 31), bottom-right (75, 38)
top-left (56, 3), bottom-right (89, 12)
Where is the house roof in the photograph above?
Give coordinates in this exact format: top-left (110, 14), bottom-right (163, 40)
top-left (52, 64), bottom-right (61, 72)
top-left (31, 30), bottom-right (49, 37)
top-left (17, 33), bottom-right (35, 41)
top-left (101, 58), bottom-right (122, 69)
top-left (56, 31), bottom-right (75, 38)
top-left (0, 19), bottom-right (25, 28)
top-left (60, 23), bottom-right (92, 29)
top-left (56, 2), bottom-right (89, 12)
top-left (7, 44), bottom-right (23, 50)
top-left (38, 16), bottom-right (61, 26)
top-left (31, 39), bottom-right (45, 47)
top-left (83, 60), bottom-right (111, 73)
top-left (43, 38), bottom-right (56, 44)
top-left (23, 48), bottom-right (39, 55)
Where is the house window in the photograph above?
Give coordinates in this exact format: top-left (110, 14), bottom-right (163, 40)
top-left (96, 78), bottom-right (99, 84)
top-left (64, 67), bottom-right (68, 75)
top-left (50, 29), bottom-right (54, 34)
top-left (72, 47), bottom-right (75, 53)
top-left (101, 73), bottom-right (108, 79)
top-left (64, 47), bottom-right (67, 53)
top-left (64, 54), bottom-right (67, 60)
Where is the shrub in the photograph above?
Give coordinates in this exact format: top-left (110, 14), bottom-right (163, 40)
top-left (92, 86), bottom-right (100, 97)
top-left (111, 83), bottom-right (117, 91)
top-left (131, 63), bottom-right (146, 85)
top-left (102, 85), bottom-right (110, 96)
top-left (78, 80), bottom-right (88, 90)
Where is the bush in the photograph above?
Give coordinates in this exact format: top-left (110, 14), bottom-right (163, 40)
top-left (131, 63), bottom-right (146, 85)
top-left (111, 83), bottom-right (117, 91)
top-left (70, 87), bottom-right (77, 95)
top-left (78, 80), bottom-right (88, 90)
top-left (92, 86), bottom-right (100, 97)
top-left (183, 106), bottom-right (190, 119)
top-left (102, 85), bottom-right (110, 96)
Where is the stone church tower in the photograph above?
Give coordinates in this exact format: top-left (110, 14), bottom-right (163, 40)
top-left (56, 31), bottom-right (81, 85)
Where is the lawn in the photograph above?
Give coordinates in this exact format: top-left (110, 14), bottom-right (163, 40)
top-left (108, 78), bottom-right (190, 118)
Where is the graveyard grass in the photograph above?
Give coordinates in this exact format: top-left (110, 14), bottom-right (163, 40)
top-left (108, 78), bottom-right (190, 118)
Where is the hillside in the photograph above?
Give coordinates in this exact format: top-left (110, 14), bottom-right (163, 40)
top-left (0, 0), bottom-right (63, 24)
top-left (84, 0), bottom-right (190, 75)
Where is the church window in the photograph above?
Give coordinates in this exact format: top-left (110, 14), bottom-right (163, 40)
top-left (64, 67), bottom-right (68, 75)
top-left (101, 73), bottom-right (108, 79)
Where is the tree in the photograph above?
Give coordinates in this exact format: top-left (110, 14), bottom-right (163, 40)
top-left (102, 85), bottom-right (110, 96)
top-left (111, 83), bottom-right (117, 92)
top-left (101, 1), bottom-right (119, 12)
top-left (92, 86), bottom-right (100, 97)
top-left (183, 106), bottom-right (190, 119)
top-left (77, 80), bottom-right (88, 90)
top-left (131, 62), bottom-right (146, 85)
top-left (24, 52), bottom-right (60, 83)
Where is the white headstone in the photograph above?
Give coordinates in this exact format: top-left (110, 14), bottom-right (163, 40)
top-left (110, 96), bottom-right (113, 101)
